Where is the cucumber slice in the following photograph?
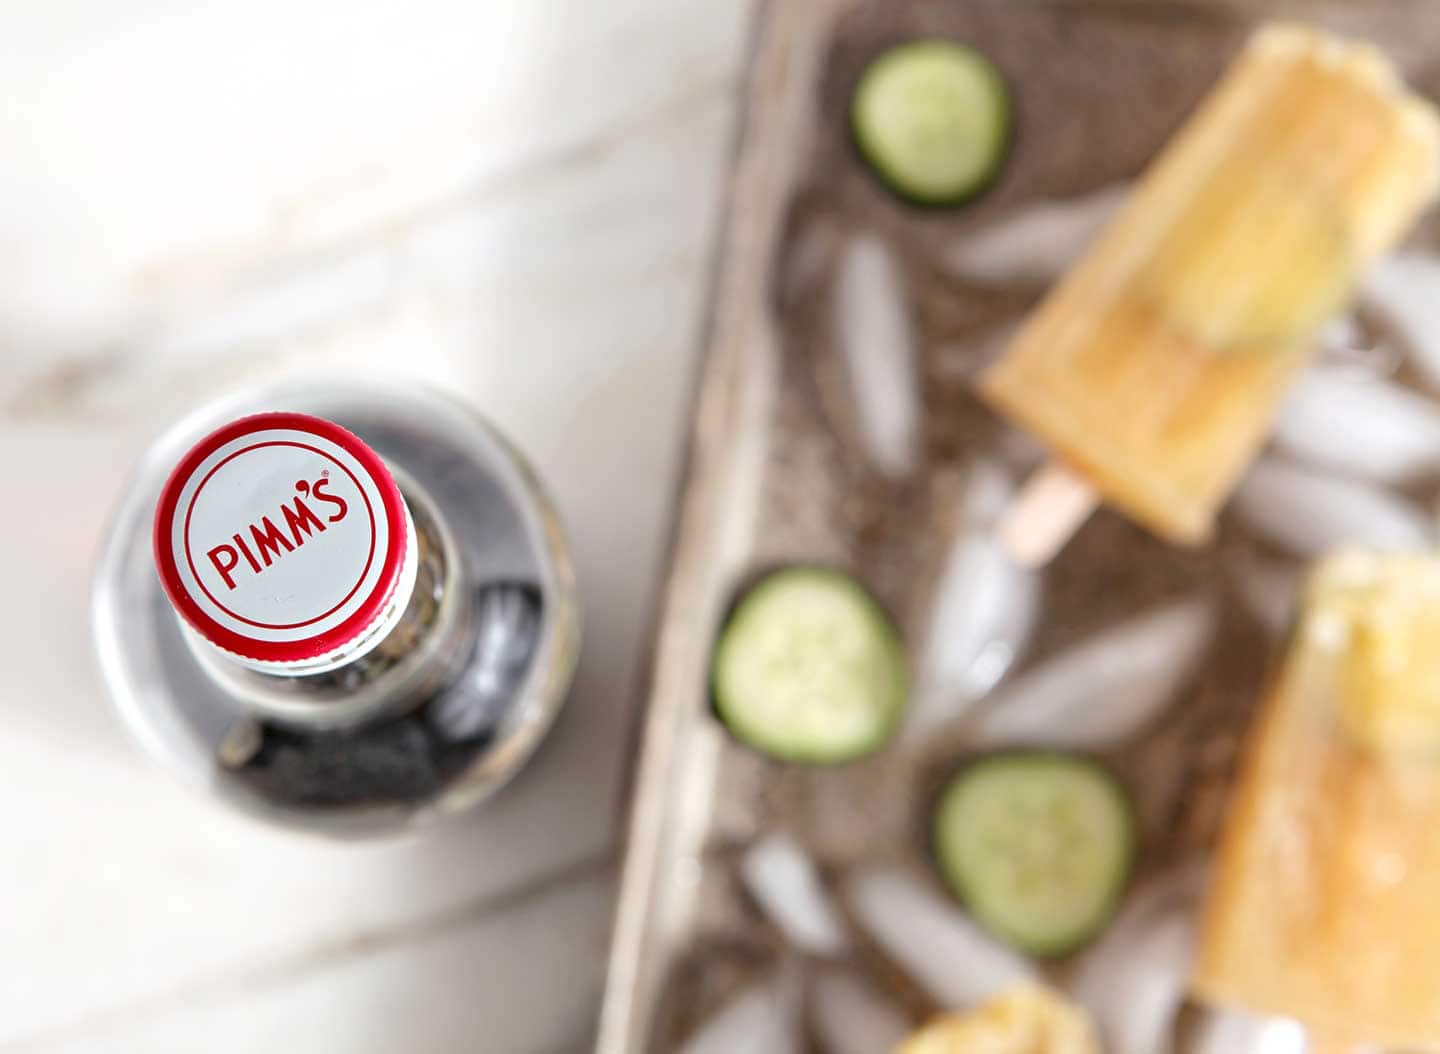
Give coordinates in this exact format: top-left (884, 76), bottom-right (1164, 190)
top-left (851, 40), bottom-right (1013, 206)
top-left (711, 567), bottom-right (908, 764)
top-left (933, 752), bottom-right (1135, 957)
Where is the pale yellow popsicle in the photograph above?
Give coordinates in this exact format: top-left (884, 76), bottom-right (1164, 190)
top-left (980, 25), bottom-right (1440, 545)
top-left (898, 985), bottom-right (1099, 1054)
top-left (1195, 551), bottom-right (1440, 1047)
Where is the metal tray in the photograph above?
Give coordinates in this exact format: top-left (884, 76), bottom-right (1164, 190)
top-left (597, 2), bottom-right (1440, 1051)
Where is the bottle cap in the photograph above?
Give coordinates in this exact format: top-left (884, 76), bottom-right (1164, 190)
top-left (153, 412), bottom-right (416, 674)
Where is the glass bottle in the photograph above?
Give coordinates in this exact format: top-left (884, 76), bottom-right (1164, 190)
top-left (92, 381), bottom-right (580, 837)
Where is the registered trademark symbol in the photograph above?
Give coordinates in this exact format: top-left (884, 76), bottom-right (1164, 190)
top-left (322, 470), bottom-right (330, 478)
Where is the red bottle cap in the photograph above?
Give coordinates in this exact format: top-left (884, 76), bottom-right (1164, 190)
top-left (153, 412), bottom-right (416, 674)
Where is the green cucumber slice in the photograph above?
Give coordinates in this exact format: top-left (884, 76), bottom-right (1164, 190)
top-left (851, 40), bottom-right (1013, 206)
top-left (711, 567), bottom-right (908, 764)
top-left (933, 752), bottom-right (1135, 957)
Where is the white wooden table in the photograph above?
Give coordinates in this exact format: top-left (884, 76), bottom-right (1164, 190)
top-left (0, 2), bottom-right (752, 1049)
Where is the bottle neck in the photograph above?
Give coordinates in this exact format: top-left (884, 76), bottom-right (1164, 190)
top-left (185, 470), bottom-right (474, 731)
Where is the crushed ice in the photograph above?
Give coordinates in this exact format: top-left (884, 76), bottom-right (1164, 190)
top-left (1361, 252), bottom-right (1440, 389)
top-left (740, 833), bottom-right (849, 957)
top-left (1272, 365), bottom-right (1440, 484)
top-left (1232, 457), bottom-right (1430, 557)
top-left (810, 968), bottom-right (912, 1054)
top-left (943, 183), bottom-right (1130, 286)
top-left (678, 966), bottom-right (802, 1054)
top-left (832, 234), bottom-right (922, 479)
top-left (845, 867), bottom-right (1037, 1009)
top-left (967, 596), bottom-right (1215, 750)
top-left (1070, 863), bottom-right (1207, 1054)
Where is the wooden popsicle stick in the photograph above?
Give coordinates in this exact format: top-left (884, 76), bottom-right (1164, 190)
top-left (995, 460), bottom-right (1100, 567)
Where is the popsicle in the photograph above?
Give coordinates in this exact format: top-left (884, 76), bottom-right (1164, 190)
top-left (1195, 550), bottom-right (1440, 1047)
top-left (979, 24), bottom-right (1440, 561)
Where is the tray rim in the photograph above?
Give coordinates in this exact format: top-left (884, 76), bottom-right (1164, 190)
top-left (594, 0), bottom-right (845, 1050)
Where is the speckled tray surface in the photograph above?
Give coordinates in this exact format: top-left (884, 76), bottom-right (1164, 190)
top-left (598, 2), bottom-right (1440, 1051)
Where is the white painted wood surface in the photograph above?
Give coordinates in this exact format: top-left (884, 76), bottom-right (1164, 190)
top-left (0, 1), bottom-right (752, 1049)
